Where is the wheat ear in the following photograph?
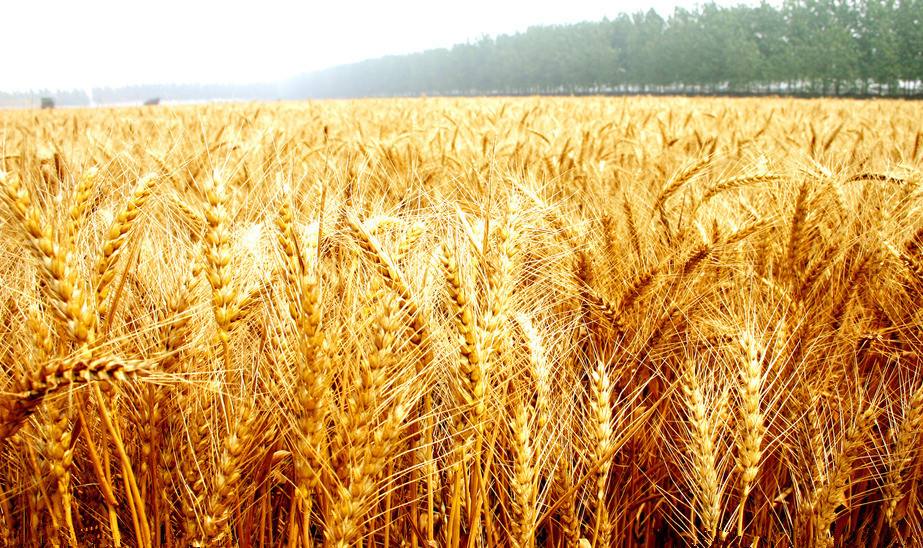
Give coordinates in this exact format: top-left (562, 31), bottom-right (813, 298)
top-left (95, 173), bottom-right (156, 318)
top-left (327, 293), bottom-right (404, 546)
top-left (802, 405), bottom-right (876, 548)
top-left (200, 401), bottom-right (259, 545)
top-left (509, 399), bottom-right (538, 548)
top-left (883, 384), bottom-right (923, 528)
top-left (589, 361), bottom-right (613, 546)
top-left (203, 170), bottom-right (239, 347)
top-left (735, 331), bottom-right (765, 537)
top-left (2, 171), bottom-right (95, 344)
top-left (64, 165), bottom-right (98, 248)
top-left (683, 363), bottom-right (722, 543)
top-left (0, 355), bottom-right (151, 442)
top-left (276, 194), bottom-right (329, 546)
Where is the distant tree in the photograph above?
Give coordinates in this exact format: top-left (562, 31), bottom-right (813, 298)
top-left (624, 10), bottom-right (666, 90)
top-left (894, 0), bottom-right (923, 84)
top-left (858, 0), bottom-right (904, 94)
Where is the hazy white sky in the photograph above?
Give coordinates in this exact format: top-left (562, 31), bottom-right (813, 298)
top-left (3, 0), bottom-right (758, 91)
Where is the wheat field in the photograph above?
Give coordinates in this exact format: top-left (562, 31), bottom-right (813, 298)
top-left (0, 97), bottom-right (920, 547)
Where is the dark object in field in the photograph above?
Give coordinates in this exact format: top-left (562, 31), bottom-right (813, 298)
top-left (144, 97), bottom-right (161, 106)
top-left (40, 97), bottom-right (54, 109)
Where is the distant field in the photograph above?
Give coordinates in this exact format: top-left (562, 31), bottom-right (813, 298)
top-left (0, 97), bottom-right (920, 547)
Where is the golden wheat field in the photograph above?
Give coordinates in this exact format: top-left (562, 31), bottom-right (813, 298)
top-left (0, 96), bottom-right (920, 547)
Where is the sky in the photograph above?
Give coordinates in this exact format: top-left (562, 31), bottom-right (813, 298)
top-left (2, 0), bottom-right (764, 92)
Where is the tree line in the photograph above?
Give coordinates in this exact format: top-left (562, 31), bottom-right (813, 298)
top-left (3, 0), bottom-right (920, 107)
top-left (292, 0), bottom-right (923, 98)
